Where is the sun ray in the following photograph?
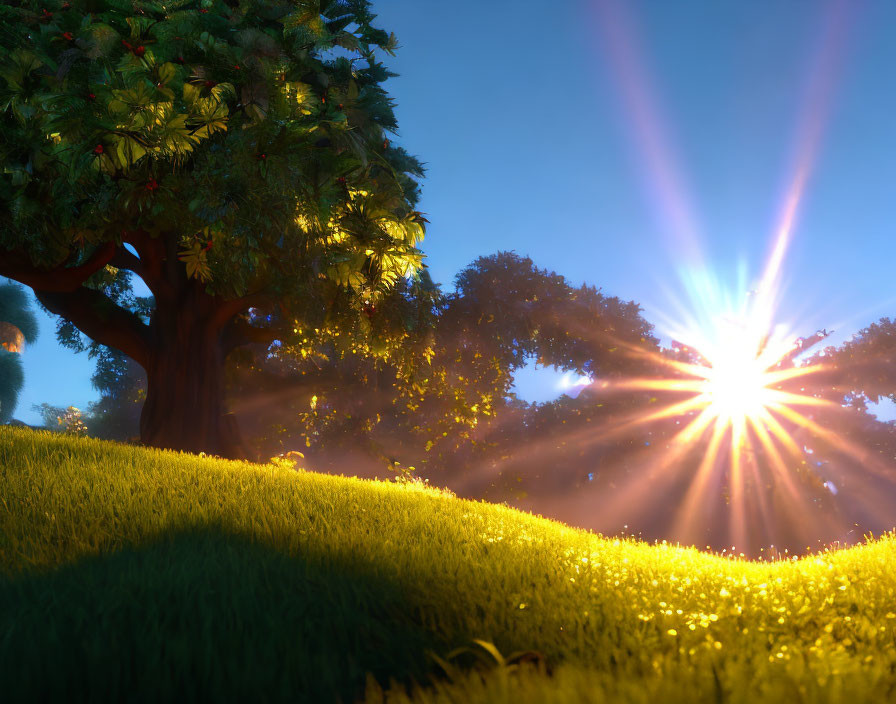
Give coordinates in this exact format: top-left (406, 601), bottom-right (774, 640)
top-left (607, 276), bottom-right (848, 551)
top-left (672, 419), bottom-right (730, 546)
top-left (747, 412), bottom-right (835, 545)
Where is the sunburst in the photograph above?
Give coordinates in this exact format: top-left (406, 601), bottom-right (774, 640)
top-left (660, 305), bottom-right (829, 442)
top-left (613, 284), bottom-right (830, 427)
top-left (589, 280), bottom-right (844, 550)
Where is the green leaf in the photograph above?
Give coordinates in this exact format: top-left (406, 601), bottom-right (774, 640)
top-left (183, 82), bottom-right (199, 105)
top-left (334, 32), bottom-right (361, 53)
top-left (125, 17), bottom-right (154, 40)
top-left (178, 241), bottom-right (212, 282)
top-left (112, 136), bottom-right (147, 168)
top-left (158, 62), bottom-right (177, 85)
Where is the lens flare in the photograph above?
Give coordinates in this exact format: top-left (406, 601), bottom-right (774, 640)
top-left (585, 281), bottom-right (841, 552)
top-left (697, 321), bottom-right (782, 425)
top-left (615, 284), bottom-right (830, 453)
top-left (666, 292), bottom-right (829, 431)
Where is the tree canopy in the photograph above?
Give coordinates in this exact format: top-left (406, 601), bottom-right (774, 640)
top-left (226, 252), bottom-right (659, 474)
top-left (813, 319), bottom-right (896, 408)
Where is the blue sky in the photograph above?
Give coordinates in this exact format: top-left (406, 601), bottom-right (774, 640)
top-left (13, 0), bottom-right (896, 422)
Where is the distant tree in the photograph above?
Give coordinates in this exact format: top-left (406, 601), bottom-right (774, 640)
top-left (233, 252), bottom-right (659, 474)
top-left (32, 402), bottom-right (67, 429)
top-left (469, 322), bottom-right (896, 553)
top-left (812, 318), bottom-right (896, 408)
top-left (0, 354), bottom-right (25, 425)
top-left (32, 401), bottom-right (88, 435)
top-left (231, 267), bottom-right (444, 467)
top-left (84, 346), bottom-right (145, 441)
top-left (47, 269), bottom-right (151, 440)
top-left (0, 282), bottom-right (39, 422)
top-left (0, 0), bottom-right (425, 457)
top-left (0, 282), bottom-right (39, 350)
top-left (409, 252), bottom-right (659, 476)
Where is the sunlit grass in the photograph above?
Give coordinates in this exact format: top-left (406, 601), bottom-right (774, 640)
top-left (1, 426), bottom-right (895, 702)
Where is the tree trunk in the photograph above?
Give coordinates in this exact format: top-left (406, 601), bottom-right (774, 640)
top-left (140, 299), bottom-right (246, 459)
top-left (19, 238), bottom-right (258, 458)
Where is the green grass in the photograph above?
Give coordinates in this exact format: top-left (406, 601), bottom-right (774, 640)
top-left (2, 426), bottom-right (896, 703)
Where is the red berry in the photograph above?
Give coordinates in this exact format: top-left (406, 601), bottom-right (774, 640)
top-left (258, 153), bottom-right (266, 160)
top-left (87, 92), bottom-right (96, 100)
top-left (175, 56), bottom-right (185, 64)
top-left (145, 178), bottom-right (159, 191)
top-left (62, 31), bottom-right (73, 41)
top-left (40, 8), bottom-right (53, 22)
top-left (134, 45), bottom-right (145, 57)
top-left (62, 2), bottom-right (71, 9)
top-left (199, 7), bottom-right (208, 13)
top-left (93, 144), bottom-right (104, 155)
top-left (337, 103), bottom-right (343, 110)
top-left (336, 176), bottom-right (346, 185)
top-left (233, 64), bottom-right (240, 70)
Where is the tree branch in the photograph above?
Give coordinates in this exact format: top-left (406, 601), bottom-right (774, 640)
top-left (212, 291), bottom-right (274, 330)
top-left (35, 287), bottom-right (152, 369)
top-left (121, 229), bottom-right (171, 302)
top-left (109, 248), bottom-right (146, 278)
top-left (0, 242), bottom-right (116, 293)
top-left (779, 329), bottom-right (832, 367)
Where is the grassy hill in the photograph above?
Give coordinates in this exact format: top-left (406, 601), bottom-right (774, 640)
top-left (1, 426), bottom-right (895, 702)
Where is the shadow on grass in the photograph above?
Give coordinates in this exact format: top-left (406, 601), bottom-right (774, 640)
top-left (0, 527), bottom-right (435, 703)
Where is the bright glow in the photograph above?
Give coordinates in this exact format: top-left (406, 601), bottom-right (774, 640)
top-left (701, 321), bottom-right (770, 423)
top-left (558, 371), bottom-right (593, 393)
top-left (664, 293), bottom-right (823, 435)
top-left (628, 289), bottom-right (828, 451)
top-left (591, 269), bottom-right (842, 551)
top-left (0, 323), bottom-right (24, 354)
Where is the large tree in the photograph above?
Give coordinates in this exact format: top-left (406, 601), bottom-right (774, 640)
top-left (0, 0), bottom-right (426, 456)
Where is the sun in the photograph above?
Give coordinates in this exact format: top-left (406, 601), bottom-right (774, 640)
top-left (677, 312), bottom-right (804, 430)
top-left (704, 349), bottom-right (768, 422)
top-left (697, 322), bottom-right (772, 424)
top-left (652, 301), bottom-right (831, 451)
